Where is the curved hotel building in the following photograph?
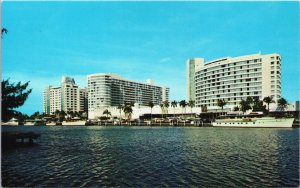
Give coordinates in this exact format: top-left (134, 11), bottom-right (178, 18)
top-left (88, 73), bottom-right (169, 119)
top-left (187, 53), bottom-right (281, 110)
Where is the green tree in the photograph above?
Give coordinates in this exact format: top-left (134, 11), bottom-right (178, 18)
top-left (188, 100), bottom-right (195, 116)
top-left (15, 112), bottom-right (29, 123)
top-left (148, 101), bottom-right (154, 123)
top-left (30, 111), bottom-right (41, 119)
top-left (54, 110), bottom-right (60, 119)
top-left (164, 101), bottom-right (169, 117)
top-left (246, 96), bottom-right (254, 108)
top-left (59, 110), bottom-right (67, 121)
top-left (240, 99), bottom-right (251, 114)
top-left (179, 100), bottom-right (187, 117)
top-left (263, 96), bottom-right (274, 113)
top-left (171, 100), bottom-right (177, 118)
top-left (123, 104), bottom-right (133, 121)
top-left (233, 106), bottom-right (240, 111)
top-left (160, 103), bottom-right (164, 118)
top-left (103, 109), bottom-right (111, 119)
top-left (277, 97), bottom-right (288, 110)
top-left (252, 98), bottom-right (267, 114)
top-left (1, 79), bottom-right (32, 121)
top-left (117, 104), bottom-right (124, 122)
top-left (217, 99), bottom-right (227, 113)
top-left (69, 111), bottom-right (74, 118)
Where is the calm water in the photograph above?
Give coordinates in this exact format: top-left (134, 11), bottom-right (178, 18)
top-left (1, 126), bottom-right (299, 187)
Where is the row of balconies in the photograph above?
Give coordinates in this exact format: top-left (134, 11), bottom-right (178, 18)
top-left (197, 75), bottom-right (262, 86)
top-left (196, 73), bottom-right (263, 84)
top-left (196, 86), bottom-right (262, 94)
top-left (197, 66), bottom-right (262, 78)
top-left (199, 59), bottom-right (262, 74)
top-left (196, 80), bottom-right (262, 91)
top-left (196, 69), bottom-right (262, 81)
top-left (196, 89), bottom-right (262, 98)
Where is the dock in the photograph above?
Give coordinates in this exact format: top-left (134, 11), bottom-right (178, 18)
top-left (2, 132), bottom-right (41, 150)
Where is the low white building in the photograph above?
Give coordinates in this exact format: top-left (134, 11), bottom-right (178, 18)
top-left (89, 103), bottom-right (202, 120)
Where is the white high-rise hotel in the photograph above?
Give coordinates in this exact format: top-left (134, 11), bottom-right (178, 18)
top-left (43, 76), bottom-right (87, 114)
top-left (187, 53), bottom-right (282, 110)
top-left (87, 73), bottom-right (169, 119)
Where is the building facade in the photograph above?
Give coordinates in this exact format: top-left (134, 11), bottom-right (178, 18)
top-left (43, 76), bottom-right (87, 115)
top-left (49, 87), bottom-right (61, 114)
top-left (187, 53), bottom-right (282, 109)
top-left (43, 86), bottom-right (52, 114)
top-left (80, 88), bottom-right (88, 113)
top-left (187, 58), bottom-right (204, 101)
top-left (87, 73), bottom-right (170, 119)
top-left (61, 76), bottom-right (80, 113)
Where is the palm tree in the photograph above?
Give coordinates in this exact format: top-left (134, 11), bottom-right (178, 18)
top-left (59, 110), bottom-right (67, 121)
top-left (117, 104), bottom-right (124, 123)
top-left (123, 105), bottom-right (133, 122)
top-left (252, 98), bottom-right (267, 114)
top-left (277, 97), bottom-right (288, 110)
top-left (171, 100), bottom-right (177, 118)
top-left (263, 96), bottom-right (274, 113)
top-left (164, 101), bottom-right (169, 118)
top-left (179, 100), bottom-right (187, 120)
top-left (217, 99), bottom-right (227, 113)
top-left (160, 103), bottom-right (164, 118)
top-left (240, 99), bottom-right (251, 114)
top-left (103, 109), bottom-right (111, 119)
top-left (55, 110), bottom-right (60, 119)
top-left (188, 100), bottom-right (195, 117)
top-left (148, 101), bottom-right (154, 123)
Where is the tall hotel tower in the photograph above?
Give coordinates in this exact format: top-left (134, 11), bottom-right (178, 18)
top-left (87, 73), bottom-right (169, 118)
top-left (43, 76), bottom-right (86, 114)
top-left (187, 53), bottom-right (282, 109)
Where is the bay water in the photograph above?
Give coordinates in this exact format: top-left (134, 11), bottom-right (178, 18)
top-left (1, 126), bottom-right (299, 187)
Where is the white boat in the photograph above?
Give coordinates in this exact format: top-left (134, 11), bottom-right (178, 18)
top-left (34, 119), bottom-right (46, 126)
top-left (212, 116), bottom-right (294, 128)
top-left (24, 119), bottom-right (35, 126)
top-left (2, 118), bottom-right (20, 126)
top-left (62, 117), bottom-right (86, 126)
top-left (24, 119), bottom-right (46, 126)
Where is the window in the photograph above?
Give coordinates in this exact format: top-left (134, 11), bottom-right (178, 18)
top-left (271, 71), bottom-right (274, 74)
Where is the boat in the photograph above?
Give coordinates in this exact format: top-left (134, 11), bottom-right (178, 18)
top-left (24, 119), bottom-right (35, 126)
top-left (2, 118), bottom-right (20, 126)
top-left (34, 119), bottom-right (46, 126)
top-left (62, 117), bottom-right (86, 126)
top-left (212, 113), bottom-right (294, 128)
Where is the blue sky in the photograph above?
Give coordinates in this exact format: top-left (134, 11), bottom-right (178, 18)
top-left (2, 2), bottom-right (299, 115)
